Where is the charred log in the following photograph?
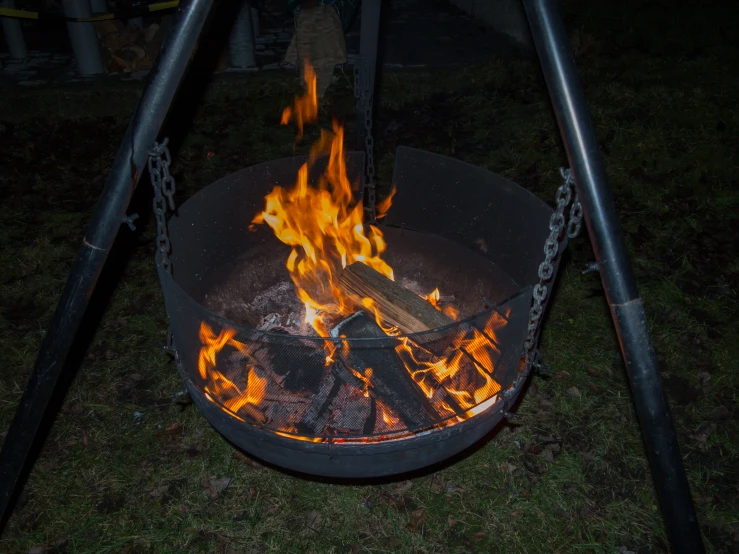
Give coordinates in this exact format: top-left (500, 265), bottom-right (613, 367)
top-left (331, 312), bottom-right (440, 429)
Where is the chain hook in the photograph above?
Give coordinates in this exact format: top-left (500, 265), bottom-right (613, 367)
top-left (148, 139), bottom-right (175, 275)
top-left (523, 167), bottom-right (582, 354)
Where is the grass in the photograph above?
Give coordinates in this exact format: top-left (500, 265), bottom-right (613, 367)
top-left (1, 0), bottom-right (738, 552)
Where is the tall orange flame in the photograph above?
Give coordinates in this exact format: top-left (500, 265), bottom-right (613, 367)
top-left (252, 120), bottom-right (393, 335)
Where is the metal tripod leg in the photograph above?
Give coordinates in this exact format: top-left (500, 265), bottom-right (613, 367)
top-left (522, 1), bottom-right (704, 551)
top-left (0, 0), bottom-right (215, 525)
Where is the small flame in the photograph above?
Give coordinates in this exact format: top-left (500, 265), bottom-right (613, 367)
top-left (426, 288), bottom-right (441, 307)
top-left (198, 322), bottom-right (268, 422)
top-left (281, 61), bottom-right (318, 141)
top-left (376, 185), bottom-right (397, 220)
top-left (425, 287), bottom-right (460, 320)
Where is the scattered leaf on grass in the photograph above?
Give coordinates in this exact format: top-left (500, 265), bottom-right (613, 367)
top-left (156, 423), bottom-right (184, 436)
top-left (380, 492), bottom-right (417, 512)
top-left (585, 381), bottom-right (599, 394)
top-left (27, 546), bottom-right (48, 554)
top-left (262, 498), bottom-right (280, 516)
top-left (554, 371), bottom-right (571, 379)
top-left (474, 530), bottom-right (486, 542)
top-left (538, 448), bottom-right (555, 462)
top-left (133, 537), bottom-right (151, 547)
top-left (61, 402), bottom-right (83, 415)
top-left (498, 462), bottom-right (517, 474)
top-left (711, 406), bottom-right (731, 421)
top-left (204, 477), bottom-right (234, 499)
top-left (698, 371), bottom-right (711, 391)
top-left (391, 480), bottom-right (413, 496)
top-left (407, 508), bottom-right (427, 531)
top-left (305, 510), bottom-right (323, 531)
top-left (445, 481), bottom-right (465, 494)
top-left (430, 473), bottom-right (445, 493)
top-left (567, 387), bottom-right (581, 398)
top-left (385, 536), bottom-right (401, 548)
top-left (81, 430), bottom-right (89, 447)
top-left (232, 450), bottom-right (265, 469)
top-left (351, 544), bottom-right (361, 554)
top-left (149, 486), bottom-right (168, 498)
top-left (693, 422), bottom-right (716, 448)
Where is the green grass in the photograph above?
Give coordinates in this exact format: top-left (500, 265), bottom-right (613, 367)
top-left (1, 0), bottom-right (738, 552)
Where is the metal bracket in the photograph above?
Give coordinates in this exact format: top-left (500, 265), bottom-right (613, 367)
top-left (122, 213), bottom-right (139, 231)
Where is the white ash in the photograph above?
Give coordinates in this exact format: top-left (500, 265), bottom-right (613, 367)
top-left (250, 281), bottom-right (300, 315)
top-left (257, 311), bottom-right (311, 335)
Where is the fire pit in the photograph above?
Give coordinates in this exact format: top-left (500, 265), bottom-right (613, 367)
top-left (149, 64), bottom-right (561, 477)
top-left (157, 139), bottom-right (560, 477)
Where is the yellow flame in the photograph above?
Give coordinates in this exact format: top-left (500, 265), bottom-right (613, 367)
top-left (198, 322), bottom-right (267, 421)
top-left (252, 119), bottom-right (394, 336)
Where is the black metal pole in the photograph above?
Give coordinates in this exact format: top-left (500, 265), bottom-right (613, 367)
top-left (0, 0), bottom-right (214, 523)
top-left (522, 1), bottom-right (704, 551)
top-left (355, 0), bottom-right (382, 150)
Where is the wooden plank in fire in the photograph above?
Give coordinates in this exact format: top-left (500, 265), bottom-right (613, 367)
top-left (338, 262), bottom-right (454, 334)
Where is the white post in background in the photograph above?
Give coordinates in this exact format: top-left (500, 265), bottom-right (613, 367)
top-left (229, 1), bottom-right (257, 68)
top-left (1, 0), bottom-right (28, 60)
top-left (62, 0), bottom-right (104, 75)
top-left (251, 6), bottom-right (259, 37)
top-left (89, 0), bottom-right (107, 13)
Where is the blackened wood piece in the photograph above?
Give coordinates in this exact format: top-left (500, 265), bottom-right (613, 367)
top-left (249, 339), bottom-right (327, 394)
top-left (338, 262), bottom-right (453, 334)
top-left (332, 312), bottom-right (440, 428)
top-left (297, 371), bottom-right (341, 435)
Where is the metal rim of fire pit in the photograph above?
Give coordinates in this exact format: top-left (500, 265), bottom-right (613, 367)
top-left (176, 354), bottom-right (531, 478)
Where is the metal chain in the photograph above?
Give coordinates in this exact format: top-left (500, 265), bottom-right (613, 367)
top-left (148, 138), bottom-right (176, 275)
top-left (354, 64), bottom-right (376, 223)
top-left (523, 168), bottom-right (581, 353)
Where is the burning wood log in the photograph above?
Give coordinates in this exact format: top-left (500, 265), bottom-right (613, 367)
top-left (338, 262), bottom-right (454, 334)
top-left (330, 312), bottom-right (440, 429)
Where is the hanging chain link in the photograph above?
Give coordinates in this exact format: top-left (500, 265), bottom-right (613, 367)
top-left (567, 191), bottom-right (583, 238)
top-left (148, 138), bottom-right (176, 275)
top-left (523, 168), bottom-right (582, 353)
top-left (354, 64), bottom-right (377, 223)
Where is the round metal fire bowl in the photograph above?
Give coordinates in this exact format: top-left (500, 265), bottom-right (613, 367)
top-left (178, 358), bottom-right (531, 478)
